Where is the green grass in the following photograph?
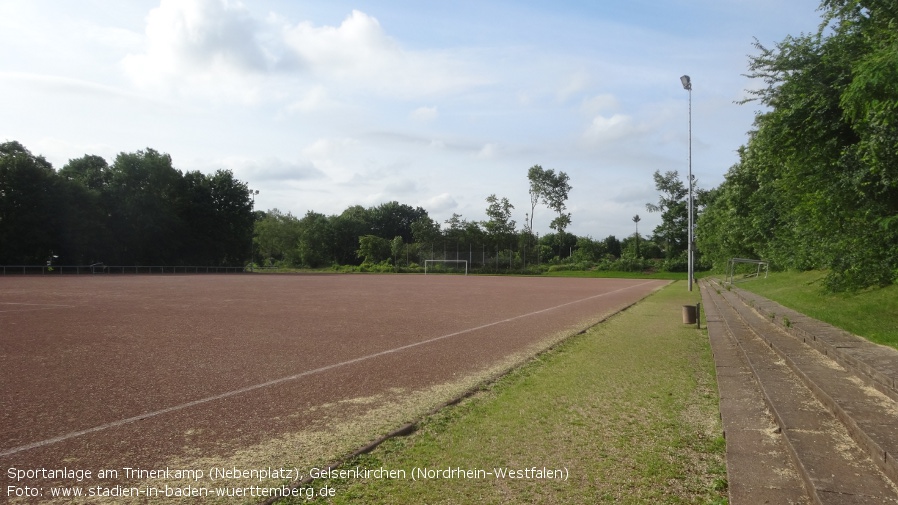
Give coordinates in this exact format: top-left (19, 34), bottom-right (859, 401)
top-left (732, 270), bottom-right (898, 349)
top-left (289, 282), bottom-right (726, 504)
top-left (544, 270), bottom-right (689, 280)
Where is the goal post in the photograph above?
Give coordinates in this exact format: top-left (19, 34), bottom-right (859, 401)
top-left (726, 258), bottom-right (768, 285)
top-left (424, 259), bottom-right (468, 275)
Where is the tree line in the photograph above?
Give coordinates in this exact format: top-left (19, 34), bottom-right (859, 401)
top-left (696, 0), bottom-right (898, 291)
top-left (251, 165), bottom-right (698, 273)
top-left (2, 144), bottom-right (700, 273)
top-left (0, 141), bottom-right (254, 266)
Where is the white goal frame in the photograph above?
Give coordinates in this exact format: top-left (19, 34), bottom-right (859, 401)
top-left (726, 257), bottom-right (768, 285)
top-left (424, 260), bottom-right (468, 275)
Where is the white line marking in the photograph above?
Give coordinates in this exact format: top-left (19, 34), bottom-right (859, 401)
top-left (0, 280), bottom-right (662, 457)
top-left (0, 302), bottom-right (75, 313)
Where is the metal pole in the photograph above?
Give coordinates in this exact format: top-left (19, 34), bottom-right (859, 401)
top-left (249, 189), bottom-right (259, 272)
top-left (688, 84), bottom-right (693, 291)
top-left (681, 75), bottom-right (694, 292)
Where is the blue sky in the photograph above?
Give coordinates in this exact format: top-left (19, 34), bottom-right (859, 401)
top-left (0, 0), bottom-right (822, 239)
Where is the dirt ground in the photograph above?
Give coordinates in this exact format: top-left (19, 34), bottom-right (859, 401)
top-left (1, 274), bottom-right (666, 502)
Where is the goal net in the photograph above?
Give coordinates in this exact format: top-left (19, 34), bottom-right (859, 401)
top-left (726, 258), bottom-right (768, 285)
top-left (424, 260), bottom-right (468, 275)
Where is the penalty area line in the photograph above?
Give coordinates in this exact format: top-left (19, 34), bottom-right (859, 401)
top-left (0, 279), bottom-right (662, 457)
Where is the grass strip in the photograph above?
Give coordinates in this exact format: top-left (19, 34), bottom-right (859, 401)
top-left (287, 281), bottom-right (726, 504)
top-left (732, 270), bottom-right (898, 349)
top-left (545, 270), bottom-right (690, 280)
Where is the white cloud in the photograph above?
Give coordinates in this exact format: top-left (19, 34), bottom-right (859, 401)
top-left (581, 93), bottom-right (620, 115)
top-left (582, 113), bottom-right (647, 145)
top-left (121, 3), bottom-right (484, 104)
top-left (120, 0), bottom-right (276, 103)
top-left (1, 71), bottom-right (148, 102)
top-left (476, 143), bottom-right (499, 159)
top-left (281, 10), bottom-right (397, 74)
top-left (302, 137), bottom-right (359, 160)
top-left (557, 70), bottom-right (589, 102)
top-left (287, 85), bottom-right (339, 113)
top-left (410, 106), bottom-right (438, 122)
top-left (219, 156), bottom-right (324, 183)
top-left (123, 0), bottom-right (268, 79)
top-left (280, 10), bottom-right (484, 98)
top-left (421, 193), bottom-right (458, 214)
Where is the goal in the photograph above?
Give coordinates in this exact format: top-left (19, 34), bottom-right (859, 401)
top-left (726, 258), bottom-right (768, 285)
top-left (424, 260), bottom-right (468, 275)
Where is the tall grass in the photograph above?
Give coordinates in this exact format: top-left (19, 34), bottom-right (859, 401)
top-left (734, 270), bottom-right (898, 349)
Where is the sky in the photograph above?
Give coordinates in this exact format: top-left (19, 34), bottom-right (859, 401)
top-left (0, 0), bottom-right (824, 240)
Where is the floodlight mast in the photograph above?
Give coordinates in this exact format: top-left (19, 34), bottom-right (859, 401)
top-left (250, 189), bottom-right (259, 272)
top-left (680, 75), bottom-right (693, 292)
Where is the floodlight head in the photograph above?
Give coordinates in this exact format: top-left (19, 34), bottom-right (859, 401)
top-left (680, 75), bottom-right (691, 90)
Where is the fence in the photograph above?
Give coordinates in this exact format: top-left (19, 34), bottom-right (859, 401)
top-left (1, 265), bottom-right (249, 275)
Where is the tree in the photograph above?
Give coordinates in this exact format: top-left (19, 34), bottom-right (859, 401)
top-left (527, 164), bottom-right (572, 257)
top-left (697, 0), bottom-right (898, 290)
top-left (254, 209), bottom-right (301, 266)
top-left (58, 154), bottom-right (109, 191)
top-left (391, 235), bottom-right (404, 269)
top-left (180, 169), bottom-right (253, 265)
top-left (603, 235), bottom-right (622, 258)
top-left (632, 214), bottom-right (641, 258)
top-left (526, 165), bottom-right (546, 235)
top-left (410, 215), bottom-right (440, 263)
top-left (570, 236), bottom-right (607, 263)
top-left (369, 201), bottom-right (428, 243)
top-left (483, 194), bottom-right (516, 246)
top-left (55, 154), bottom-right (114, 264)
top-left (297, 211), bottom-right (333, 268)
top-left (0, 142), bottom-right (59, 264)
top-left (105, 148), bottom-right (187, 264)
top-left (442, 213), bottom-right (479, 261)
top-left (646, 170), bottom-right (690, 259)
top-left (357, 235), bottom-right (391, 264)
top-left (331, 205), bottom-right (371, 266)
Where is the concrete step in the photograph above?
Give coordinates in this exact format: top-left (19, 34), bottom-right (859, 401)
top-left (700, 279), bottom-right (898, 504)
top-left (701, 286), bottom-right (811, 504)
top-left (712, 280), bottom-right (898, 488)
top-left (723, 282), bottom-right (898, 404)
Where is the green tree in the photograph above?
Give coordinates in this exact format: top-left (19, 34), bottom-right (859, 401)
top-left (391, 235), bottom-right (404, 269)
top-left (357, 235), bottom-right (391, 264)
top-left (570, 236), bottom-right (607, 263)
top-left (0, 141), bottom-right (59, 264)
top-left (105, 148), bottom-right (187, 264)
top-left (58, 154), bottom-right (109, 191)
top-left (603, 235), bottom-right (622, 258)
top-left (55, 154), bottom-right (114, 264)
top-left (483, 194), bottom-right (516, 247)
top-left (254, 209), bottom-right (301, 266)
top-left (297, 211), bottom-right (333, 268)
top-left (698, 0), bottom-right (898, 289)
top-left (410, 215), bottom-right (440, 262)
top-left (331, 205), bottom-right (372, 266)
top-left (527, 164), bottom-right (572, 258)
top-left (180, 169), bottom-right (253, 266)
top-left (646, 170), bottom-right (687, 259)
top-left (369, 201), bottom-right (428, 243)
